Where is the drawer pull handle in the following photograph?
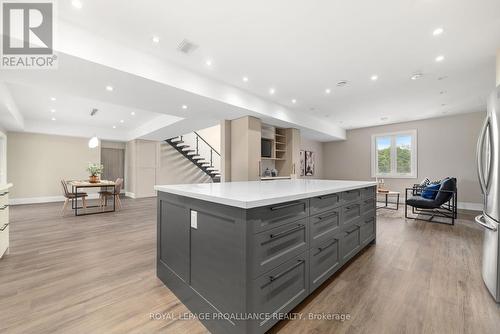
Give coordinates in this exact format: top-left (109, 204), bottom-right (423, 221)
top-left (318, 239), bottom-right (338, 252)
top-left (0, 223), bottom-right (8, 232)
top-left (345, 226), bottom-right (359, 235)
top-left (345, 205), bottom-right (359, 211)
top-left (269, 224), bottom-right (305, 240)
top-left (318, 212), bottom-right (338, 220)
top-left (318, 194), bottom-right (338, 200)
top-left (0, 191), bottom-right (8, 196)
top-left (270, 201), bottom-right (303, 211)
top-left (0, 205), bottom-right (8, 210)
top-left (268, 259), bottom-right (305, 283)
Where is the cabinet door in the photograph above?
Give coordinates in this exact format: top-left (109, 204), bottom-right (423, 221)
top-left (310, 236), bottom-right (341, 292)
top-left (158, 199), bottom-right (190, 282)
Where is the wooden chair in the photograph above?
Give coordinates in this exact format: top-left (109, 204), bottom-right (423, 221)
top-left (99, 178), bottom-right (124, 209)
top-left (61, 180), bottom-right (88, 215)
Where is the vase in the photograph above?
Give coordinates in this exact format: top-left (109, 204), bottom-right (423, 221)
top-left (89, 175), bottom-right (100, 183)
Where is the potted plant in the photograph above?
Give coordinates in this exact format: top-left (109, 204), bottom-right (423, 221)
top-left (87, 163), bottom-right (104, 183)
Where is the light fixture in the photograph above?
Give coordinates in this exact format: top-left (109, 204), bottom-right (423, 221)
top-left (51, 117), bottom-right (56, 121)
top-left (380, 116), bottom-right (389, 121)
top-left (269, 88), bottom-right (275, 95)
top-left (50, 97), bottom-right (56, 101)
top-left (242, 76), bottom-right (249, 82)
top-left (370, 75), bottom-right (379, 81)
top-left (439, 91), bottom-right (446, 95)
top-left (88, 136), bottom-right (99, 149)
top-left (325, 88), bottom-right (331, 94)
top-left (291, 99), bottom-right (297, 104)
top-left (50, 109), bottom-right (56, 113)
top-left (411, 73), bottom-right (423, 80)
top-left (435, 55), bottom-right (445, 62)
top-left (336, 80), bottom-right (348, 87)
top-left (72, 0), bottom-right (83, 9)
top-left (433, 27), bottom-right (444, 36)
top-left (205, 59), bottom-right (212, 66)
top-left (182, 105), bottom-right (188, 109)
top-left (106, 85), bottom-right (114, 91)
top-left (152, 36), bottom-right (160, 44)
top-left (119, 119), bottom-right (124, 123)
top-left (112, 125), bottom-right (116, 129)
top-left (131, 111), bottom-right (136, 116)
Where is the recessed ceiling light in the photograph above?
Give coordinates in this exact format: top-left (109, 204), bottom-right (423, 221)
top-left (370, 75), bottom-right (379, 81)
top-left (325, 88), bottom-right (331, 94)
top-left (242, 76), bottom-right (249, 82)
top-left (119, 119), bottom-right (124, 123)
top-left (131, 111), bottom-right (136, 116)
top-left (291, 99), bottom-right (297, 104)
top-left (439, 91), bottom-right (447, 95)
top-left (182, 105), bottom-right (188, 109)
top-left (433, 27), bottom-right (444, 36)
top-left (411, 73), bottom-right (423, 80)
top-left (441, 103), bottom-right (447, 107)
top-left (106, 85), bottom-right (113, 91)
top-left (336, 80), bottom-right (348, 87)
top-left (51, 117), bottom-right (56, 121)
top-left (269, 88), bottom-right (275, 95)
top-left (152, 36), bottom-right (160, 44)
top-left (380, 116), bottom-right (389, 121)
top-left (205, 59), bottom-right (212, 67)
top-left (435, 55), bottom-right (445, 62)
top-left (50, 109), bottom-right (56, 113)
top-left (72, 0), bottom-right (83, 9)
top-left (112, 125), bottom-right (116, 129)
top-left (438, 76), bottom-right (448, 81)
top-left (50, 97), bottom-right (56, 101)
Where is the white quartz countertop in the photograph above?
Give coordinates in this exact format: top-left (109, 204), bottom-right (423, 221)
top-left (154, 179), bottom-right (376, 209)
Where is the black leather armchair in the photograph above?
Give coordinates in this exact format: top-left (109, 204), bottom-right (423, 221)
top-left (405, 177), bottom-right (457, 225)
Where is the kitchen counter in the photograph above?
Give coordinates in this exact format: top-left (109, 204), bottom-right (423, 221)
top-left (154, 179), bottom-right (376, 209)
top-left (156, 179), bottom-right (377, 334)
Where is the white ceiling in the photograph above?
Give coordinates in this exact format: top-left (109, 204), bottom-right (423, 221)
top-left (1, 0), bottom-right (499, 141)
top-left (56, 0), bottom-right (500, 128)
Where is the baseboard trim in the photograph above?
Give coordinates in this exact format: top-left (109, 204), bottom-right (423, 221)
top-left (457, 202), bottom-right (483, 211)
top-left (125, 192), bottom-right (136, 199)
top-left (10, 194), bottom-right (100, 206)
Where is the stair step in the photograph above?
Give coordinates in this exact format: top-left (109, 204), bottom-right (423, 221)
top-left (191, 156), bottom-right (203, 160)
top-left (182, 149), bottom-right (195, 153)
top-left (186, 152), bottom-right (198, 156)
top-left (176, 143), bottom-right (189, 148)
top-left (200, 164), bottom-right (211, 167)
top-left (209, 170), bottom-right (219, 175)
top-left (170, 138), bottom-right (183, 143)
top-left (206, 167), bottom-right (217, 171)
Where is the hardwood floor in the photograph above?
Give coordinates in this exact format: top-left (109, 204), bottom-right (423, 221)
top-left (1, 198), bottom-right (499, 333)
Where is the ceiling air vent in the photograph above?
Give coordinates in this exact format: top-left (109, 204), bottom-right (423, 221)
top-left (90, 108), bottom-right (98, 116)
top-left (177, 39), bottom-right (198, 54)
top-left (336, 80), bottom-right (349, 87)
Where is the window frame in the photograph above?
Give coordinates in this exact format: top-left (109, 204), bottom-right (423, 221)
top-left (371, 130), bottom-right (417, 179)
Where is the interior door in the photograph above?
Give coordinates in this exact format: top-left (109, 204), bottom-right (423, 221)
top-left (101, 148), bottom-right (125, 187)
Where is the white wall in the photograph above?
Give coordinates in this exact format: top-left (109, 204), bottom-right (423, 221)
top-left (497, 49), bottom-right (500, 87)
top-left (7, 132), bottom-right (101, 203)
top-left (323, 112), bottom-right (485, 208)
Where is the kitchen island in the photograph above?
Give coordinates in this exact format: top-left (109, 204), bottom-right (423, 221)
top-left (155, 179), bottom-right (377, 334)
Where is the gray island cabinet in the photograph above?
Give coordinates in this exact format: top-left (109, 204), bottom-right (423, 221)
top-left (155, 179), bottom-right (377, 334)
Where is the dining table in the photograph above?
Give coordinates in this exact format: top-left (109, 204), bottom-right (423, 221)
top-left (67, 180), bottom-right (116, 216)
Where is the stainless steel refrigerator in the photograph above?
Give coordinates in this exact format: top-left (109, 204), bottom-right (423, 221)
top-left (475, 85), bottom-right (500, 302)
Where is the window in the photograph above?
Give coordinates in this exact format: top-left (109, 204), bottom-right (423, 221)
top-left (371, 130), bottom-right (417, 178)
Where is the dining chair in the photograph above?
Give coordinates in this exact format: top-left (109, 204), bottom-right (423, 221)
top-left (99, 178), bottom-right (124, 209)
top-left (60, 180), bottom-right (88, 215)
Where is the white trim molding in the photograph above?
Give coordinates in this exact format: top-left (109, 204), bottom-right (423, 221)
top-left (125, 192), bottom-right (136, 199)
top-left (10, 194), bottom-right (100, 206)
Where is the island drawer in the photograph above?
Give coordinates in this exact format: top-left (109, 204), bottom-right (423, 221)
top-left (310, 193), bottom-right (341, 215)
top-left (310, 207), bottom-right (341, 247)
top-left (251, 252), bottom-right (309, 330)
top-left (248, 199), bottom-right (309, 234)
top-left (341, 189), bottom-right (361, 204)
top-left (309, 235), bottom-right (341, 292)
top-left (342, 203), bottom-right (361, 226)
top-left (252, 218), bottom-right (308, 277)
top-left (360, 197), bottom-right (376, 216)
top-left (358, 215), bottom-right (376, 245)
top-left (361, 186), bottom-right (376, 199)
top-left (340, 225), bottom-right (361, 263)
top-left (0, 190), bottom-right (8, 208)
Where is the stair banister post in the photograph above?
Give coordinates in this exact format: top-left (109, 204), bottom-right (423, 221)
top-left (210, 150), bottom-right (213, 166)
top-left (196, 136), bottom-right (199, 156)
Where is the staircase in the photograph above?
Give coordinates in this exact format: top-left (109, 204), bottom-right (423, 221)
top-left (166, 132), bottom-right (221, 183)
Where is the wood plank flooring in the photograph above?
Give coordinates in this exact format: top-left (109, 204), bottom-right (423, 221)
top-left (0, 198), bottom-right (499, 334)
